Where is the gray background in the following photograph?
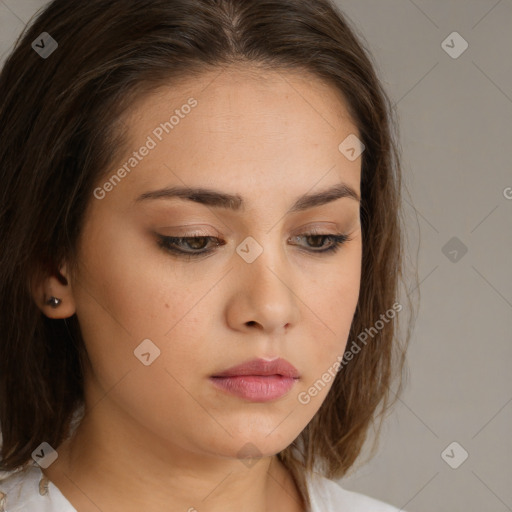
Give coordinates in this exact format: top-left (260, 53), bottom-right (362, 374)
top-left (1, 1), bottom-right (511, 511)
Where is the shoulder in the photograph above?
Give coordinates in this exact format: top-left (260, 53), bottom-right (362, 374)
top-left (0, 462), bottom-right (76, 511)
top-left (306, 471), bottom-right (405, 512)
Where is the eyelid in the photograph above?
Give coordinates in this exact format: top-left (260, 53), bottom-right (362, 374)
top-left (290, 223), bottom-right (340, 235)
top-left (157, 225), bottom-right (221, 237)
top-left (159, 221), bottom-right (347, 236)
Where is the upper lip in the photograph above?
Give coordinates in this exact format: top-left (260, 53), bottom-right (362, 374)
top-left (211, 357), bottom-right (300, 378)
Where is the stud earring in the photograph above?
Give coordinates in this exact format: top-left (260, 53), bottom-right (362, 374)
top-left (45, 296), bottom-right (62, 308)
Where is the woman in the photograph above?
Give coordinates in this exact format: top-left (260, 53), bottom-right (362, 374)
top-left (0, 0), bottom-right (414, 510)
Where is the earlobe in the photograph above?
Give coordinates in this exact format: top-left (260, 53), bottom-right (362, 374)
top-left (45, 296), bottom-right (63, 309)
top-left (31, 261), bottom-right (77, 319)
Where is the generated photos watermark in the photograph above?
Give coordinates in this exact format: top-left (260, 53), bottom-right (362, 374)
top-left (93, 97), bottom-right (198, 200)
top-left (297, 301), bottom-right (402, 404)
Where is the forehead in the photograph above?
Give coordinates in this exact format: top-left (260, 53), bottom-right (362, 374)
top-left (125, 65), bottom-right (357, 138)
top-left (107, 65), bottom-right (362, 208)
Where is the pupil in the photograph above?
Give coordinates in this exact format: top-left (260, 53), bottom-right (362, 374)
top-left (307, 235), bottom-right (322, 247)
top-left (188, 237), bottom-right (207, 249)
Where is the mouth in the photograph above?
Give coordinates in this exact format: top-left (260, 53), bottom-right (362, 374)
top-left (210, 357), bottom-right (300, 402)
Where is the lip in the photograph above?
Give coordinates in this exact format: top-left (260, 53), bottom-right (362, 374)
top-left (211, 357), bottom-right (300, 379)
top-left (209, 358), bottom-right (300, 402)
top-left (210, 375), bottom-right (298, 402)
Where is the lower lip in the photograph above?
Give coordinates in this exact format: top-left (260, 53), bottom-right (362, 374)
top-left (209, 375), bottom-right (298, 402)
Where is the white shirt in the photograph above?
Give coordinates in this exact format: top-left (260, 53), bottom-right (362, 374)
top-left (0, 461), bottom-right (405, 511)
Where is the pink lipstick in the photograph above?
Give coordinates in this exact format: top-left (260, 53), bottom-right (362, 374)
top-left (210, 357), bottom-right (300, 402)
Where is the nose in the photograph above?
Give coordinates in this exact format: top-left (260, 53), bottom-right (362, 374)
top-left (225, 242), bottom-right (300, 335)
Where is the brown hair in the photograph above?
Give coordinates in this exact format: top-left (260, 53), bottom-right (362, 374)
top-left (0, 0), bottom-right (416, 508)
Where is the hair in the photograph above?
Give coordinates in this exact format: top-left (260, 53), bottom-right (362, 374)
top-left (0, 0), bottom-right (417, 508)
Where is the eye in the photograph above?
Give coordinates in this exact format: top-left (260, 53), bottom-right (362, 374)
top-left (157, 235), bottom-right (224, 259)
top-left (156, 231), bottom-right (352, 260)
top-left (288, 232), bottom-right (351, 254)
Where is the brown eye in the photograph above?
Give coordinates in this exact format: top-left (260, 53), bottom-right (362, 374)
top-left (157, 235), bottom-right (224, 258)
top-left (289, 233), bottom-right (350, 253)
top-left (182, 237), bottom-right (210, 250)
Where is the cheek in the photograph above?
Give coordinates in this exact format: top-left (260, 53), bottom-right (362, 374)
top-left (299, 243), bottom-right (361, 386)
top-left (72, 220), bottom-right (220, 396)
top-left (75, 215), bottom-right (191, 334)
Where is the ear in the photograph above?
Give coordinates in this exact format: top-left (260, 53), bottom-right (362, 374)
top-left (30, 261), bottom-right (76, 319)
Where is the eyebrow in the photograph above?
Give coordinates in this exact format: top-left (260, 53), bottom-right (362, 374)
top-left (135, 182), bottom-right (360, 213)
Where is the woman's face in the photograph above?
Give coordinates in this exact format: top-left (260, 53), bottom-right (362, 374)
top-left (66, 66), bottom-right (362, 462)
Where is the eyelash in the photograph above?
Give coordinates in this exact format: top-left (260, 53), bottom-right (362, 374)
top-left (157, 230), bottom-right (352, 260)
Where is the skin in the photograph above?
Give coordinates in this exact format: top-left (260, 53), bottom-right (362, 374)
top-left (32, 65), bottom-right (363, 512)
